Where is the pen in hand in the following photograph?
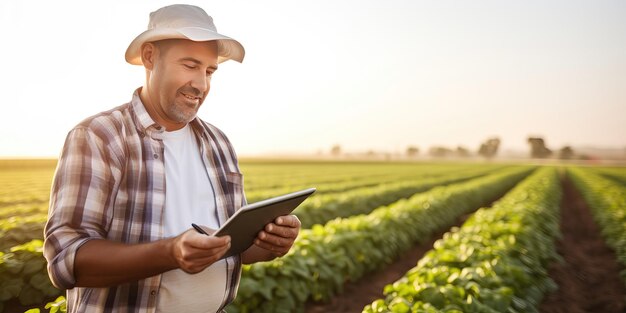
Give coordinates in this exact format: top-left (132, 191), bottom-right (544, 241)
top-left (191, 223), bottom-right (210, 236)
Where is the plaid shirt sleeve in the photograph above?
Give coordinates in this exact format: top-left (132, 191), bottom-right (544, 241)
top-left (43, 125), bottom-right (122, 289)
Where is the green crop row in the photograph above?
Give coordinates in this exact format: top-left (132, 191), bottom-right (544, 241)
top-left (225, 166), bottom-right (533, 313)
top-left (246, 172), bottom-right (401, 203)
top-left (363, 167), bottom-right (561, 313)
top-left (568, 167), bottom-right (626, 282)
top-left (243, 164), bottom-right (480, 197)
top-left (242, 164), bottom-right (402, 189)
top-left (0, 167), bottom-right (504, 255)
top-left (245, 165), bottom-right (504, 203)
top-left (241, 162), bottom-right (483, 191)
top-left (0, 214), bottom-right (48, 251)
top-left (0, 204), bottom-right (48, 220)
top-left (594, 168), bottom-right (626, 186)
top-left (246, 170), bottom-right (436, 203)
top-left (0, 194), bottom-right (50, 208)
top-left (294, 166), bottom-right (509, 229)
top-left (0, 169), bottom-right (55, 208)
top-left (0, 240), bottom-right (62, 313)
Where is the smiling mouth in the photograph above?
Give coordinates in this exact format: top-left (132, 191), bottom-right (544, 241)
top-left (181, 93), bottom-right (201, 101)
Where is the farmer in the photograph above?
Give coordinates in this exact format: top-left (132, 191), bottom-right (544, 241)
top-left (43, 4), bottom-right (300, 312)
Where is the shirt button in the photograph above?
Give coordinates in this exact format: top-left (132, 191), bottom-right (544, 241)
top-left (150, 290), bottom-right (157, 296)
top-left (153, 153), bottom-right (159, 159)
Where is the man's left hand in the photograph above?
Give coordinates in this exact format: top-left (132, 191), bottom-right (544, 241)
top-left (253, 215), bottom-right (301, 257)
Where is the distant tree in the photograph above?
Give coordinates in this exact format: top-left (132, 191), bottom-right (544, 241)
top-left (478, 137), bottom-right (500, 159)
top-left (456, 146), bottom-right (471, 158)
top-left (559, 146), bottom-right (575, 160)
top-left (527, 137), bottom-right (552, 158)
top-left (330, 145), bottom-right (342, 157)
top-left (406, 146), bottom-right (419, 158)
top-left (429, 146), bottom-right (453, 158)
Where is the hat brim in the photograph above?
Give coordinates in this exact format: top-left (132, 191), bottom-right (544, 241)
top-left (125, 27), bottom-right (245, 65)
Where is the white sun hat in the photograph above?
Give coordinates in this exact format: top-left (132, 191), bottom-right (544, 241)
top-left (125, 4), bottom-right (245, 65)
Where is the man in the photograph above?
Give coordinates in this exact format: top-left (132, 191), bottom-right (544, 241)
top-left (43, 4), bottom-right (301, 313)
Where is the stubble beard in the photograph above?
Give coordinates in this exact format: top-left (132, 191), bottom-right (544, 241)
top-left (167, 87), bottom-right (205, 124)
top-left (167, 100), bottom-right (199, 124)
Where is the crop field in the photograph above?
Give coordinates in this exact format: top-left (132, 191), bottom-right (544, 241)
top-left (0, 159), bottom-right (625, 313)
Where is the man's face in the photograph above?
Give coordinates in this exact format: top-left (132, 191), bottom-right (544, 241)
top-left (147, 39), bottom-right (219, 129)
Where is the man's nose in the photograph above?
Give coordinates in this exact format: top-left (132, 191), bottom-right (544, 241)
top-left (190, 73), bottom-right (210, 94)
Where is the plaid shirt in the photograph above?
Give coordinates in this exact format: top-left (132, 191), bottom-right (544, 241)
top-left (44, 90), bottom-right (246, 313)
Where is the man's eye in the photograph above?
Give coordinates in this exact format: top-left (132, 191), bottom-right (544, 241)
top-left (183, 64), bottom-right (196, 69)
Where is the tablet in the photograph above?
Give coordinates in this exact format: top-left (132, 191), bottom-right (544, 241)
top-left (206, 187), bottom-right (316, 259)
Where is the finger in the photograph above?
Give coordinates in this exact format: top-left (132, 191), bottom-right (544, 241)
top-left (174, 231), bottom-right (231, 271)
top-left (257, 231), bottom-right (294, 248)
top-left (275, 215), bottom-right (301, 228)
top-left (188, 233), bottom-right (231, 250)
top-left (186, 243), bottom-right (231, 260)
top-left (265, 223), bottom-right (299, 239)
top-left (181, 250), bottom-right (229, 273)
top-left (253, 238), bottom-right (288, 256)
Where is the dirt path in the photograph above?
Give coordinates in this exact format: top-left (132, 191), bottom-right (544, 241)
top-left (304, 213), bottom-right (473, 313)
top-left (539, 173), bottom-right (625, 313)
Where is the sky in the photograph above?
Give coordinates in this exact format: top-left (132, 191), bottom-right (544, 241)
top-left (0, 0), bottom-right (625, 157)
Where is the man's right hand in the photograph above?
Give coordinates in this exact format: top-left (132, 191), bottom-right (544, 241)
top-left (73, 228), bottom-right (230, 287)
top-left (170, 229), bottom-right (231, 273)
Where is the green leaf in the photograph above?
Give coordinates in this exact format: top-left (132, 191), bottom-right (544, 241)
top-left (419, 286), bottom-right (445, 308)
top-left (45, 296), bottom-right (67, 313)
top-left (371, 299), bottom-right (388, 312)
top-left (389, 298), bottom-right (411, 313)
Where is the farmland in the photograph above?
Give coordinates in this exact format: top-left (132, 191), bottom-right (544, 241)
top-left (0, 159), bottom-right (625, 313)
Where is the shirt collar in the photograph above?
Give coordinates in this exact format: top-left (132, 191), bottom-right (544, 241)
top-left (130, 88), bottom-right (161, 133)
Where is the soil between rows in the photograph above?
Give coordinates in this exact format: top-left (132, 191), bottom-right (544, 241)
top-left (306, 173), bottom-right (626, 313)
top-left (304, 211), bottom-right (475, 313)
top-left (539, 173), bottom-right (625, 313)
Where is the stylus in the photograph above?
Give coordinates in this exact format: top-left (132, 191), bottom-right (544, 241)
top-left (191, 223), bottom-right (210, 236)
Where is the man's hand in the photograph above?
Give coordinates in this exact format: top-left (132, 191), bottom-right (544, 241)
top-left (171, 228), bottom-right (230, 273)
top-left (252, 215), bottom-right (301, 258)
top-left (72, 228), bottom-right (230, 287)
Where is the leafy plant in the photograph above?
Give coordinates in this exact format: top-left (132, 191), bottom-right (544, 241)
top-left (0, 240), bottom-right (62, 311)
top-left (294, 166), bottom-right (504, 228)
top-left (227, 167), bottom-right (533, 312)
top-left (363, 167), bottom-right (561, 313)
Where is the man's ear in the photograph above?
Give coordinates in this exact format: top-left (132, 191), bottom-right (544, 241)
top-left (141, 42), bottom-right (157, 70)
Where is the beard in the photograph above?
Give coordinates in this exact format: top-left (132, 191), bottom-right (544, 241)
top-left (166, 86), bottom-right (205, 123)
top-left (166, 101), bottom-right (198, 123)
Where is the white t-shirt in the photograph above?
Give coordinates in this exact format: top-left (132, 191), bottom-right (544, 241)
top-left (156, 125), bottom-right (227, 313)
